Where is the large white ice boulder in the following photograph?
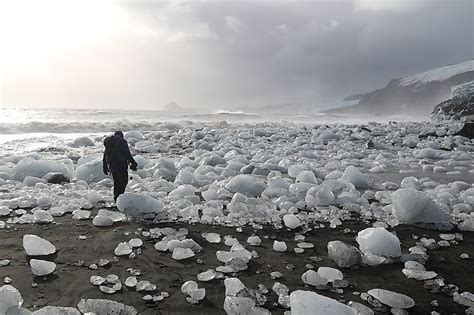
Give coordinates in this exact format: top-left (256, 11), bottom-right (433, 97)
top-left (0, 285), bottom-right (25, 314)
top-left (391, 188), bottom-right (450, 226)
top-left (340, 166), bottom-right (368, 189)
top-left (12, 158), bottom-right (73, 182)
top-left (75, 160), bottom-right (108, 183)
top-left (23, 235), bottom-right (56, 256)
top-left (290, 290), bottom-right (356, 315)
top-left (356, 227), bottom-right (401, 258)
top-left (225, 175), bottom-right (266, 197)
top-left (116, 193), bottom-right (165, 217)
top-left (305, 186), bottom-right (335, 207)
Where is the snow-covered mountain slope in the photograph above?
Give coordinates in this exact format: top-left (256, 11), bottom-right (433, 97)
top-left (327, 60), bottom-right (474, 116)
top-left (400, 60), bottom-right (474, 87)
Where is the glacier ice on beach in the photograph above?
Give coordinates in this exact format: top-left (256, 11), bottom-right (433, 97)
top-left (225, 175), bottom-right (266, 197)
top-left (391, 188), bottom-right (450, 226)
top-left (367, 289), bottom-right (415, 309)
top-left (116, 193), bottom-right (165, 217)
top-left (11, 158), bottom-right (74, 182)
top-left (356, 227), bottom-right (401, 259)
top-left (327, 240), bottom-right (362, 268)
top-left (290, 290), bottom-right (356, 315)
top-left (30, 259), bottom-right (56, 276)
top-left (340, 166), bottom-right (368, 189)
top-left (23, 235), bottom-right (56, 256)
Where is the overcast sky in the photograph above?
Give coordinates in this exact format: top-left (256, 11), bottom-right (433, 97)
top-left (0, 0), bottom-right (472, 110)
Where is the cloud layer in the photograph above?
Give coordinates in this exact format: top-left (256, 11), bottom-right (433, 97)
top-left (2, 0), bottom-right (472, 109)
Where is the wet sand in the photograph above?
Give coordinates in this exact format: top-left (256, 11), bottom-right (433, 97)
top-left (0, 209), bottom-right (472, 314)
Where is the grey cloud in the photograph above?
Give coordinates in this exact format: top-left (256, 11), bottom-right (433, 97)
top-left (3, 0), bottom-right (473, 109)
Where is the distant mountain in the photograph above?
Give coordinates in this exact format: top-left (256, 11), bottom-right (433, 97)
top-left (327, 60), bottom-right (474, 116)
top-left (343, 93), bottom-right (367, 102)
top-left (162, 101), bottom-right (185, 112)
top-left (238, 100), bottom-right (357, 116)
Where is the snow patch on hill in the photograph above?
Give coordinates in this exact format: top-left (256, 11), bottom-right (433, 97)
top-left (400, 60), bottom-right (474, 87)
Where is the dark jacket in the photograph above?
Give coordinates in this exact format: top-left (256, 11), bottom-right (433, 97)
top-left (103, 134), bottom-right (136, 173)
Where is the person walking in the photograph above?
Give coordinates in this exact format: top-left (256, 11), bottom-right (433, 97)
top-left (102, 131), bottom-right (138, 201)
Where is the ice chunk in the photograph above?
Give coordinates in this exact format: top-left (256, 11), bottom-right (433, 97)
top-left (348, 301), bottom-right (374, 315)
top-left (97, 209), bottom-right (127, 222)
top-left (75, 160), bottom-right (108, 183)
top-left (356, 227), bottom-right (401, 258)
top-left (181, 280), bottom-right (198, 294)
top-left (125, 130), bottom-right (144, 140)
top-left (203, 232), bottom-right (221, 243)
top-left (23, 235), bottom-right (56, 256)
top-left (37, 196), bottom-right (52, 208)
top-left (391, 189), bottom-right (450, 226)
top-left (116, 193), bottom-right (165, 217)
top-left (341, 166), bottom-right (368, 189)
top-left (225, 175), bottom-right (266, 197)
top-left (197, 269), bottom-right (220, 282)
top-left (129, 238), bottom-right (143, 248)
top-left (327, 240), bottom-right (362, 268)
top-left (283, 214), bottom-right (301, 229)
top-left (77, 299), bottom-right (137, 315)
top-left (125, 276), bottom-right (137, 288)
top-left (23, 176), bottom-right (44, 187)
top-left (453, 292), bottom-right (474, 307)
top-left (458, 218), bottom-right (474, 232)
top-left (0, 206), bottom-right (12, 216)
top-left (72, 210), bottom-right (91, 220)
top-left (247, 236), bottom-right (261, 246)
top-left (295, 170), bottom-right (318, 184)
top-left (92, 216), bottom-right (113, 227)
top-left (71, 136), bottom-right (93, 147)
top-left (402, 269), bottom-right (437, 280)
top-left (415, 148), bottom-right (440, 159)
top-left (0, 285), bottom-right (25, 314)
top-left (367, 289), bottom-right (415, 309)
top-left (181, 280), bottom-right (206, 304)
top-left (301, 270), bottom-right (329, 287)
top-left (33, 210), bottom-right (54, 224)
top-left (273, 241), bottom-right (287, 252)
top-left (224, 277), bottom-right (246, 297)
top-left (290, 290), bottom-right (356, 315)
top-left (30, 259), bottom-right (56, 276)
top-left (32, 306), bottom-right (81, 314)
top-left (114, 242), bottom-right (133, 256)
top-left (172, 248), bottom-right (195, 260)
top-left (224, 296), bottom-right (271, 315)
top-left (12, 158), bottom-right (73, 181)
top-left (317, 267), bottom-right (343, 282)
top-left (305, 186), bottom-right (335, 207)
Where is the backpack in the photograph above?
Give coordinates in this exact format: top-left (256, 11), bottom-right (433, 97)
top-left (104, 136), bottom-right (120, 164)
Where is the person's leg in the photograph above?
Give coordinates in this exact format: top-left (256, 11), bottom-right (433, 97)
top-left (114, 170), bottom-right (128, 201)
top-left (112, 171), bottom-right (120, 201)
